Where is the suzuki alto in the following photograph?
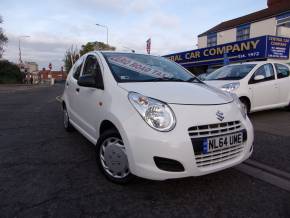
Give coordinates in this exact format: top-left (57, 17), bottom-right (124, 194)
top-left (62, 51), bottom-right (254, 183)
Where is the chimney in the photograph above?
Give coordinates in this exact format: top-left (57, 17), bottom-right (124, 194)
top-left (267, 0), bottom-right (287, 7)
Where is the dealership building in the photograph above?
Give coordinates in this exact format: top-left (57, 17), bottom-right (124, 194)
top-left (165, 0), bottom-right (290, 74)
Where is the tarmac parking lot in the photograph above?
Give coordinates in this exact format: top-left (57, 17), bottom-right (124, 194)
top-left (0, 84), bottom-right (289, 218)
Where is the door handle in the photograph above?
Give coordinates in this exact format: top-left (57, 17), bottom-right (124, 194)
top-left (66, 82), bottom-right (69, 87)
top-left (76, 88), bottom-right (80, 92)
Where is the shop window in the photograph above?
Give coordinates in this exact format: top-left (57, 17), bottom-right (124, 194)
top-left (207, 33), bottom-right (217, 47)
top-left (236, 24), bottom-right (250, 41)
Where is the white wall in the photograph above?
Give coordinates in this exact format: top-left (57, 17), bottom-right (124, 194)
top-left (198, 36), bottom-right (207, 48)
top-left (277, 26), bottom-right (290, 37)
top-left (217, 29), bottom-right (236, 45)
top-left (250, 18), bottom-right (277, 38)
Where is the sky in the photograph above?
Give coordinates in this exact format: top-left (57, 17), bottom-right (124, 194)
top-left (1, 0), bottom-right (266, 70)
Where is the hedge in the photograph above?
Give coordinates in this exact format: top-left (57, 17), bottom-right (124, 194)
top-left (0, 60), bottom-right (23, 84)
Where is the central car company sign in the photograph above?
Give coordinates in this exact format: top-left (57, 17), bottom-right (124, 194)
top-left (164, 35), bottom-right (290, 67)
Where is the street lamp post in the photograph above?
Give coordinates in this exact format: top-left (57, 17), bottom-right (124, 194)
top-left (18, 35), bottom-right (30, 64)
top-left (96, 23), bottom-right (109, 45)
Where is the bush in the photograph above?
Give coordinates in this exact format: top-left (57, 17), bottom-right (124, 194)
top-left (0, 60), bottom-right (23, 84)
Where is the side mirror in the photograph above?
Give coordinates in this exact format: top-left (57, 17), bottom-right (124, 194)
top-left (254, 75), bottom-right (265, 81)
top-left (77, 75), bottom-right (97, 88)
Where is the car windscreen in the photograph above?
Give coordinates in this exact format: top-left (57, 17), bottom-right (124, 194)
top-left (102, 52), bottom-right (200, 83)
top-left (205, 64), bottom-right (256, 81)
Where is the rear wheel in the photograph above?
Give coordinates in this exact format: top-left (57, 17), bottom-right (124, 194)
top-left (63, 107), bottom-right (73, 132)
top-left (96, 129), bottom-right (133, 184)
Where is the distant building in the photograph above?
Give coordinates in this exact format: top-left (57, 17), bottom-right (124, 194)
top-left (165, 0), bottom-right (290, 74)
top-left (39, 68), bottom-right (67, 81)
top-left (198, 0), bottom-right (290, 48)
top-left (24, 61), bottom-right (38, 74)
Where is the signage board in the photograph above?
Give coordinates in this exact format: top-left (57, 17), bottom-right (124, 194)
top-left (267, 36), bottom-right (290, 59)
top-left (164, 35), bottom-right (290, 68)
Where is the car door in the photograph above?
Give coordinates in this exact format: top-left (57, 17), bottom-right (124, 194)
top-left (66, 57), bottom-right (83, 123)
top-left (74, 54), bottom-right (105, 140)
top-left (274, 63), bottom-right (290, 105)
top-left (248, 63), bottom-right (279, 111)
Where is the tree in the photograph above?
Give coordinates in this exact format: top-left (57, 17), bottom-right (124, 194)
top-left (0, 16), bottom-right (8, 58)
top-left (80, 41), bottom-right (115, 56)
top-left (63, 41), bottom-right (116, 72)
top-left (63, 46), bottom-right (80, 72)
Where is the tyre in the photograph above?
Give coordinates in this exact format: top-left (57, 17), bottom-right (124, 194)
top-left (96, 129), bottom-right (133, 184)
top-left (239, 98), bottom-right (250, 114)
top-left (63, 107), bottom-right (74, 132)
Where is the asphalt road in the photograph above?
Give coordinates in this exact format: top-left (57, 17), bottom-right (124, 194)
top-left (0, 84), bottom-right (289, 218)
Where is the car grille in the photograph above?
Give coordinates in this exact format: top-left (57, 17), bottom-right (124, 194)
top-left (188, 121), bottom-right (246, 168)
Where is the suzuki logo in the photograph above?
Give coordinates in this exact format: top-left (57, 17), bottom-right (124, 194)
top-left (216, 111), bottom-right (224, 122)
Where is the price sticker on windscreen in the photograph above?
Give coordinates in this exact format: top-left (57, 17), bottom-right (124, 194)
top-left (108, 56), bottom-right (173, 79)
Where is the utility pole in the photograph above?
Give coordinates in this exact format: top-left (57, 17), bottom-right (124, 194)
top-left (96, 23), bottom-right (109, 45)
top-left (18, 35), bottom-right (30, 64)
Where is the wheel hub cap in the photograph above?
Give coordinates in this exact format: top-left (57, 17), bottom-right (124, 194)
top-left (100, 137), bottom-right (129, 179)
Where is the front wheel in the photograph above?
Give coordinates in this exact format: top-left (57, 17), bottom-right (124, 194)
top-left (240, 98), bottom-right (250, 114)
top-left (96, 129), bottom-right (133, 184)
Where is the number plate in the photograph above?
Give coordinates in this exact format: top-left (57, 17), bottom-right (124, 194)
top-left (204, 132), bottom-right (243, 154)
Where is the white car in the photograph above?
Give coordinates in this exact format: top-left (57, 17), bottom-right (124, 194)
top-left (62, 51), bottom-right (254, 183)
top-left (205, 61), bottom-right (290, 113)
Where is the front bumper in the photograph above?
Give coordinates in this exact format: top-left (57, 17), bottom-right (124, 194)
top-left (120, 102), bottom-right (254, 180)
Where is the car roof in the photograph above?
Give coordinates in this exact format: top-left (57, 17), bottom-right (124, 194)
top-left (227, 61), bottom-right (288, 66)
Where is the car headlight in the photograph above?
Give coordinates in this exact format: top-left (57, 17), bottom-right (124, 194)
top-left (230, 93), bottom-right (247, 119)
top-left (221, 82), bottom-right (240, 92)
top-left (128, 92), bottom-right (176, 132)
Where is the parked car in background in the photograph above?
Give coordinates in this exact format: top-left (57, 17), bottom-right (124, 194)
top-left (62, 51), bottom-right (254, 183)
top-left (197, 72), bottom-right (208, 81)
top-left (205, 61), bottom-right (290, 113)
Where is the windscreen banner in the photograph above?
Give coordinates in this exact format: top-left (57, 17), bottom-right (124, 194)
top-left (164, 35), bottom-right (290, 68)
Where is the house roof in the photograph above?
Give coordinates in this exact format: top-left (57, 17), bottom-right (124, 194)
top-left (198, 2), bottom-right (290, 37)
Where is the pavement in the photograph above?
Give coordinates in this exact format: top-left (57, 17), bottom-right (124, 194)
top-left (0, 84), bottom-right (289, 218)
top-left (0, 84), bottom-right (51, 94)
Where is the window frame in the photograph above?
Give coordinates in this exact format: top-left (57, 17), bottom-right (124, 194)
top-left (72, 57), bottom-right (84, 80)
top-left (274, 63), bottom-right (290, 79)
top-left (236, 24), bottom-right (251, 41)
top-left (249, 63), bottom-right (275, 84)
top-left (207, 33), bottom-right (217, 47)
top-left (81, 54), bottom-right (104, 89)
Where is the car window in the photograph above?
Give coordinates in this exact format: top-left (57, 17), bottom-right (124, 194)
top-left (73, 58), bottom-right (83, 80)
top-left (205, 64), bottom-right (256, 81)
top-left (249, 64), bottom-right (275, 84)
top-left (275, 63), bottom-right (290, 79)
top-left (102, 52), bottom-right (200, 83)
top-left (83, 55), bottom-right (101, 77)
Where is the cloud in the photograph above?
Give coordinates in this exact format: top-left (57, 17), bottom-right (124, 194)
top-left (150, 12), bottom-right (181, 29)
top-left (3, 33), bottom-right (82, 70)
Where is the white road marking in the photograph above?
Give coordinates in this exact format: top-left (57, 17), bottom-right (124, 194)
top-left (56, 96), bottom-right (63, 103)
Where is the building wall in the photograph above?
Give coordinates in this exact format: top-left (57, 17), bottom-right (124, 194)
top-left (197, 18), bottom-right (279, 48)
top-left (277, 26), bottom-right (290, 37)
top-left (198, 36), bottom-right (207, 48)
top-left (217, 29), bottom-right (236, 45)
top-left (39, 70), bottom-right (67, 81)
top-left (250, 17), bottom-right (277, 38)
